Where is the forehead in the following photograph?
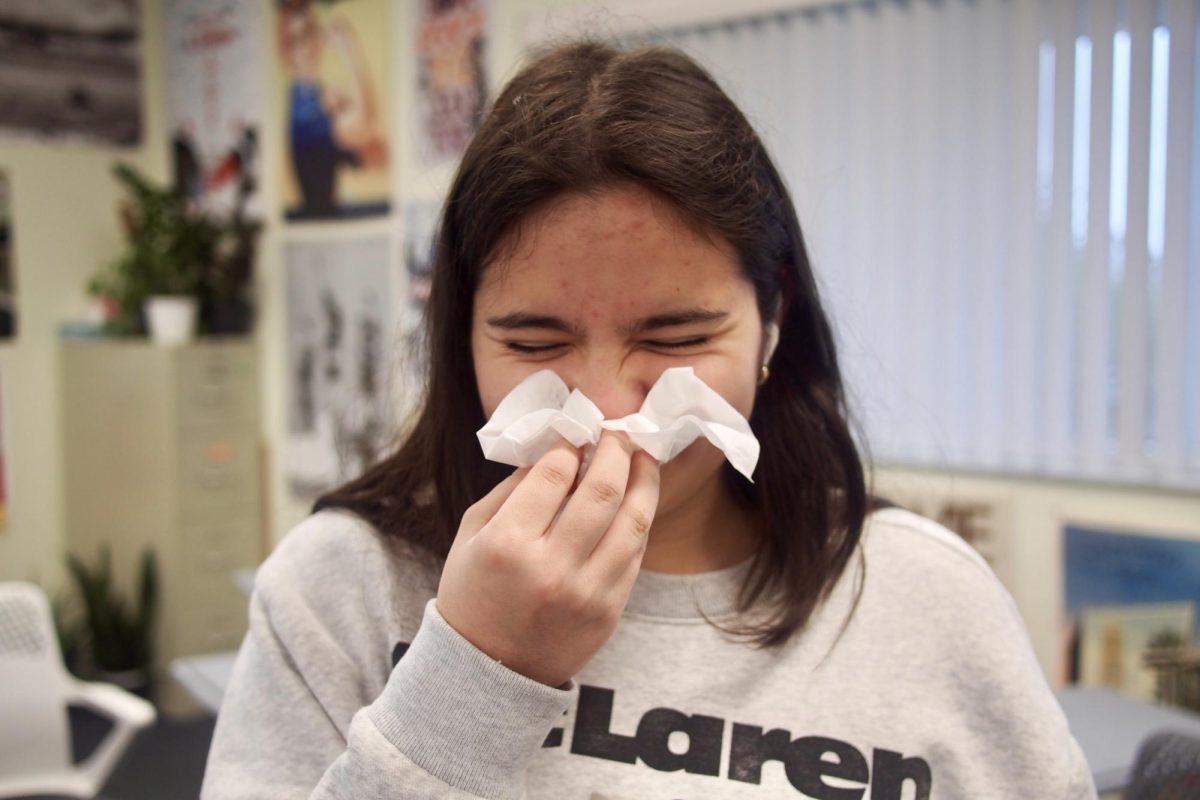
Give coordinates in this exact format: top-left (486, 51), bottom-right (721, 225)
top-left (476, 185), bottom-right (745, 313)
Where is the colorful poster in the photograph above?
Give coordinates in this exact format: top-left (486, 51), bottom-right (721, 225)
top-left (0, 0), bottom-right (141, 146)
top-left (276, 0), bottom-right (391, 221)
top-left (165, 0), bottom-right (266, 219)
top-left (1064, 525), bottom-right (1200, 705)
top-left (416, 0), bottom-right (488, 162)
top-left (0, 171), bottom-right (12, 339)
top-left (285, 237), bottom-right (397, 497)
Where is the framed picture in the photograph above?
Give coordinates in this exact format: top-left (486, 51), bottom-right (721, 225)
top-left (1078, 602), bottom-right (1195, 701)
top-left (0, 0), bottom-right (141, 145)
top-left (284, 235), bottom-right (397, 497)
top-left (1064, 525), bottom-right (1200, 703)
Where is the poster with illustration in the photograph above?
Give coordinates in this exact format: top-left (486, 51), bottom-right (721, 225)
top-left (165, 0), bottom-right (266, 219)
top-left (0, 171), bottom-right (13, 339)
top-left (285, 236), bottom-right (397, 497)
top-left (276, 0), bottom-right (391, 221)
top-left (416, 0), bottom-right (488, 162)
top-left (1064, 525), bottom-right (1200, 705)
top-left (0, 0), bottom-right (141, 146)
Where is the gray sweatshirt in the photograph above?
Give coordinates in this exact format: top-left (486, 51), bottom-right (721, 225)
top-left (201, 507), bottom-right (1096, 799)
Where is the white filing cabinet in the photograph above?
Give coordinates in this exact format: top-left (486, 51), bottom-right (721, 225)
top-left (60, 339), bottom-right (263, 712)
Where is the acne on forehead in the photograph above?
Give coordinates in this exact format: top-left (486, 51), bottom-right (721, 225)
top-left (473, 185), bottom-right (753, 329)
top-left (487, 185), bottom-right (733, 260)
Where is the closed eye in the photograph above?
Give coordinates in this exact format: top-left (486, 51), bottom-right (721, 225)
top-left (647, 336), bottom-right (710, 350)
top-left (503, 337), bottom-right (711, 354)
top-left (504, 341), bottom-right (566, 354)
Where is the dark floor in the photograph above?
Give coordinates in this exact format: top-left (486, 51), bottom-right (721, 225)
top-left (19, 706), bottom-right (215, 800)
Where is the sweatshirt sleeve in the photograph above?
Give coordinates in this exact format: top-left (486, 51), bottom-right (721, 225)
top-left (201, 524), bottom-right (572, 800)
top-left (872, 511), bottom-right (1099, 798)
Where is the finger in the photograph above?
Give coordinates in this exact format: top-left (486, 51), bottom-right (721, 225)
top-left (487, 440), bottom-right (582, 538)
top-left (581, 449), bottom-right (661, 586)
top-left (458, 468), bottom-right (527, 538)
top-left (547, 431), bottom-right (635, 563)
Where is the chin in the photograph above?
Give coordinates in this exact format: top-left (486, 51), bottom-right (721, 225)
top-left (654, 441), bottom-right (728, 519)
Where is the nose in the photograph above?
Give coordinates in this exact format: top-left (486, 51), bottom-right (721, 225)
top-left (570, 367), bottom-right (654, 419)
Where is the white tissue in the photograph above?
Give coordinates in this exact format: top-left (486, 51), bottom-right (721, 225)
top-left (476, 367), bottom-right (760, 481)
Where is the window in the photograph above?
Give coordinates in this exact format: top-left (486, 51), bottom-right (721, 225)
top-left (626, 0), bottom-right (1200, 489)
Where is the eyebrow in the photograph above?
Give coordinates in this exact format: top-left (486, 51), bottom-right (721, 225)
top-left (485, 308), bottom-right (728, 337)
top-left (485, 313), bottom-right (584, 336)
top-left (625, 308), bottom-right (728, 335)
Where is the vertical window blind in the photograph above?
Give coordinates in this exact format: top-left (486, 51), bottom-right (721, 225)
top-left (628, 0), bottom-right (1200, 489)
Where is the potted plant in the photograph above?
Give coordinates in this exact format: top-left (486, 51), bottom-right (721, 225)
top-left (63, 545), bottom-right (159, 697)
top-left (88, 163), bottom-right (218, 344)
top-left (200, 194), bottom-right (261, 337)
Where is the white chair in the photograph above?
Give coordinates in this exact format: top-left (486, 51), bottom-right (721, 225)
top-left (0, 581), bottom-right (156, 799)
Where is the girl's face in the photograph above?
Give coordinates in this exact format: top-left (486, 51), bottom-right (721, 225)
top-left (471, 184), bottom-right (767, 522)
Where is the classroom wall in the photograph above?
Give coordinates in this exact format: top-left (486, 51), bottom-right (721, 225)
top-left (2, 0), bottom-right (1196, 691)
top-left (0, 0), bottom-right (169, 589)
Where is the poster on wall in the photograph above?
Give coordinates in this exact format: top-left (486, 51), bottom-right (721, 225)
top-left (0, 0), bottom-right (141, 146)
top-left (398, 201), bottom-right (439, 414)
top-left (0, 171), bottom-right (13, 339)
top-left (165, 0), bottom-right (266, 219)
top-left (416, 0), bottom-right (488, 163)
top-left (1064, 525), bottom-right (1200, 706)
top-left (276, 0), bottom-right (391, 221)
top-left (285, 236), bottom-right (397, 498)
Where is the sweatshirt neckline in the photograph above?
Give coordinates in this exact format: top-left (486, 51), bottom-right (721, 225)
top-left (623, 555), bottom-right (755, 620)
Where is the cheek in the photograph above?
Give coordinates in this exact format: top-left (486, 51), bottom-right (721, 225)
top-left (471, 340), bottom-right (512, 418)
top-left (475, 366), bottom-right (517, 419)
top-left (688, 362), bottom-right (760, 420)
top-left (475, 357), bottom-right (568, 419)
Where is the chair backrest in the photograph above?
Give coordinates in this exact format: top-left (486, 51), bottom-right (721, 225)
top-left (1125, 729), bottom-right (1200, 800)
top-left (0, 582), bottom-right (74, 779)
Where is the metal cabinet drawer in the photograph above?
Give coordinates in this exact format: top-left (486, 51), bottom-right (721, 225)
top-left (178, 435), bottom-right (260, 517)
top-left (176, 346), bottom-right (258, 430)
top-left (172, 569), bottom-right (254, 656)
top-left (180, 518), bottom-right (260, 573)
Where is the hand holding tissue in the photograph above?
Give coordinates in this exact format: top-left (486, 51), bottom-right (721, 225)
top-left (476, 367), bottom-right (760, 481)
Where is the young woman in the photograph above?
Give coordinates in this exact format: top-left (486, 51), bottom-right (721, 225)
top-left (203, 42), bottom-right (1095, 799)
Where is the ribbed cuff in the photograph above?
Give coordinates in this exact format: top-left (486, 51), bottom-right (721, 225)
top-left (368, 599), bottom-right (574, 800)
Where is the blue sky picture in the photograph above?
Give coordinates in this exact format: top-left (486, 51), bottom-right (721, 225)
top-left (1065, 526), bottom-right (1200, 637)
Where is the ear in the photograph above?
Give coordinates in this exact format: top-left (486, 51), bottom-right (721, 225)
top-left (762, 318), bottom-right (781, 366)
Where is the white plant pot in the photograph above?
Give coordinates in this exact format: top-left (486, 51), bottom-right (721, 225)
top-left (145, 295), bottom-right (198, 346)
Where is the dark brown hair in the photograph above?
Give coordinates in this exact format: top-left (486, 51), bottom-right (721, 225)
top-left (315, 41), bottom-right (867, 646)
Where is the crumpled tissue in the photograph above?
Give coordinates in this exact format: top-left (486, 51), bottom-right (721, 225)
top-left (476, 367), bottom-right (760, 481)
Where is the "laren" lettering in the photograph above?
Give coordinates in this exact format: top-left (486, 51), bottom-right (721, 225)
top-left (560, 685), bottom-right (932, 800)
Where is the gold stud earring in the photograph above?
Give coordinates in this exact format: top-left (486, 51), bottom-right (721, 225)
top-left (758, 364), bottom-right (770, 385)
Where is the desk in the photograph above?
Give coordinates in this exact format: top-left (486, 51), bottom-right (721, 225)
top-left (1056, 686), bottom-right (1200, 793)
